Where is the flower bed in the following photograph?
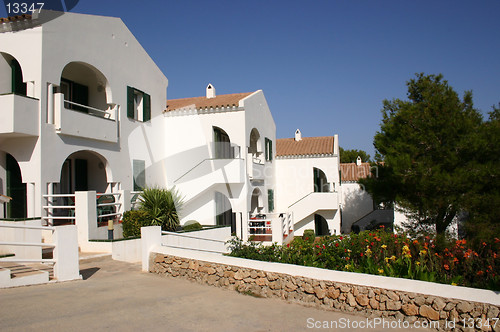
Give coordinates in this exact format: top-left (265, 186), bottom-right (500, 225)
top-left (228, 229), bottom-right (499, 291)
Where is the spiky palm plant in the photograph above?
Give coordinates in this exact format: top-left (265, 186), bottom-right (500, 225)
top-left (138, 186), bottom-right (184, 232)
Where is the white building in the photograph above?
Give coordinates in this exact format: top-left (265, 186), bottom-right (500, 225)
top-left (275, 130), bottom-right (342, 236)
top-left (163, 86), bottom-right (277, 241)
top-left (0, 12), bottom-right (168, 223)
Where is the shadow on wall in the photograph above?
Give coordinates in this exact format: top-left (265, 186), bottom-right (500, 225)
top-left (342, 186), bottom-right (373, 233)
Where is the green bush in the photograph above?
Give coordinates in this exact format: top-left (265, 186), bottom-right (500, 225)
top-left (302, 229), bottom-right (315, 242)
top-left (138, 186), bottom-right (184, 232)
top-left (228, 229), bottom-right (500, 290)
top-left (183, 221), bottom-right (203, 231)
top-left (122, 210), bottom-right (149, 238)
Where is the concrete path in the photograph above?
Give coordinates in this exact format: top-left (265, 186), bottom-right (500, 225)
top-left (0, 256), bottom-right (430, 331)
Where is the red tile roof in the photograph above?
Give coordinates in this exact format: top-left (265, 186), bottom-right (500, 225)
top-left (165, 92), bottom-right (253, 112)
top-left (276, 136), bottom-right (335, 157)
top-left (0, 15), bottom-right (32, 23)
top-left (340, 163), bottom-right (372, 182)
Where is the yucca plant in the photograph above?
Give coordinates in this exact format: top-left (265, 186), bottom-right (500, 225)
top-left (138, 186), bottom-right (184, 232)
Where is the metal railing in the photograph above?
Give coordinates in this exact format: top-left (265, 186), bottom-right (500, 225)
top-left (63, 100), bottom-right (116, 120)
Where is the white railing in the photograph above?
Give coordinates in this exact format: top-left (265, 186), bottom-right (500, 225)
top-left (96, 192), bottom-right (122, 223)
top-left (248, 213), bottom-right (273, 241)
top-left (42, 193), bottom-right (76, 226)
top-left (63, 100), bottom-right (117, 120)
top-left (0, 221), bottom-right (80, 282)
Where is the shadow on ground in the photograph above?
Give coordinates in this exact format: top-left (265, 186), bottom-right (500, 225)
top-left (80, 267), bottom-right (100, 280)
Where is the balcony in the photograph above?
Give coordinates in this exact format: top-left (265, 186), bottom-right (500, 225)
top-left (54, 93), bottom-right (118, 143)
top-left (0, 93), bottom-right (39, 137)
top-left (247, 154), bottom-right (265, 180)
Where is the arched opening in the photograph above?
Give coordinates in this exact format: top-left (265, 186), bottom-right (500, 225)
top-left (0, 52), bottom-right (26, 96)
top-left (313, 167), bottom-right (329, 192)
top-left (0, 152), bottom-right (27, 219)
top-left (314, 214), bottom-right (329, 236)
top-left (248, 128), bottom-right (262, 163)
top-left (215, 191), bottom-right (235, 233)
top-left (59, 62), bottom-right (111, 114)
top-left (213, 126), bottom-right (233, 159)
top-left (250, 187), bottom-right (263, 215)
top-left (58, 151), bottom-right (109, 194)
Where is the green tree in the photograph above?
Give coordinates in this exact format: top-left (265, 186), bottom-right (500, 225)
top-left (340, 147), bottom-right (371, 163)
top-left (360, 73), bottom-right (484, 236)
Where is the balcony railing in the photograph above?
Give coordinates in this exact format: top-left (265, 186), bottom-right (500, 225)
top-left (54, 93), bottom-right (118, 143)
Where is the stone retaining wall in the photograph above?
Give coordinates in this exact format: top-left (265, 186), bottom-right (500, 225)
top-left (151, 253), bottom-right (500, 331)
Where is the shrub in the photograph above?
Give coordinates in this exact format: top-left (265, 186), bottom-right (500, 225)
top-left (302, 229), bottom-right (315, 242)
top-left (138, 186), bottom-right (184, 232)
top-left (228, 229), bottom-right (500, 290)
top-left (122, 210), bottom-right (149, 238)
top-left (183, 221), bottom-right (203, 232)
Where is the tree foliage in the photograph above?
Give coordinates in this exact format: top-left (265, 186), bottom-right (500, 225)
top-left (360, 73), bottom-right (494, 237)
top-left (339, 147), bottom-right (371, 163)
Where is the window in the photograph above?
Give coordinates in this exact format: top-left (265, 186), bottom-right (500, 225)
top-left (267, 189), bottom-right (274, 213)
top-left (60, 78), bottom-right (89, 113)
top-left (133, 159), bottom-right (145, 191)
top-left (264, 137), bottom-right (273, 161)
top-left (127, 86), bottom-right (151, 122)
top-left (213, 127), bottom-right (233, 159)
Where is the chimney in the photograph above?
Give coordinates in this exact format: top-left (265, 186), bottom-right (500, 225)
top-left (206, 83), bottom-right (216, 99)
top-left (294, 129), bottom-right (302, 141)
top-left (356, 156), bottom-right (362, 166)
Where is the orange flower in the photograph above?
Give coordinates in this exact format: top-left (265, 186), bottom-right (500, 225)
top-left (444, 264), bottom-right (449, 270)
top-left (413, 239), bottom-right (419, 245)
top-left (477, 271), bottom-right (484, 276)
top-left (453, 257), bottom-right (458, 263)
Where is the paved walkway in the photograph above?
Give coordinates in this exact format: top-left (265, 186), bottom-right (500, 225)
top-left (0, 256), bottom-right (428, 331)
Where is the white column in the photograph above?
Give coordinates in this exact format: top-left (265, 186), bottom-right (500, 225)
top-left (53, 225), bottom-right (81, 281)
top-left (75, 191), bottom-right (97, 249)
top-left (26, 182), bottom-right (35, 218)
top-left (141, 226), bottom-right (161, 272)
top-left (47, 83), bottom-right (54, 124)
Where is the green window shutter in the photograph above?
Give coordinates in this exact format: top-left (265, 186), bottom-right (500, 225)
top-left (265, 138), bottom-right (269, 161)
top-left (127, 86), bottom-right (134, 119)
top-left (268, 189), bottom-right (274, 212)
top-left (143, 93), bottom-right (151, 122)
top-left (269, 139), bottom-right (273, 161)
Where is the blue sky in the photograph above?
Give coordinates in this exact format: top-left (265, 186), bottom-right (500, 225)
top-left (2, 1), bottom-right (499, 157)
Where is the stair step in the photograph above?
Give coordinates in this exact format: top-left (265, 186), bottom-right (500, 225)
top-left (0, 262), bottom-right (51, 288)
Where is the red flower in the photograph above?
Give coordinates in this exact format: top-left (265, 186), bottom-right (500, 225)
top-left (477, 271), bottom-right (484, 276)
top-left (360, 253), bottom-right (364, 257)
top-left (287, 243), bottom-right (290, 248)
top-left (316, 245), bottom-right (320, 248)
top-left (335, 243), bottom-right (339, 247)
top-left (339, 236), bottom-right (343, 240)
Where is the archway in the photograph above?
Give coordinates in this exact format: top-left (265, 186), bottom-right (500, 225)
top-left (0, 152), bottom-right (27, 219)
top-left (215, 191), bottom-right (235, 234)
top-left (249, 128), bottom-right (262, 162)
top-left (313, 167), bottom-right (329, 192)
top-left (58, 150), bottom-right (109, 194)
top-left (314, 214), bottom-right (329, 236)
top-left (250, 187), bottom-right (263, 215)
top-left (0, 52), bottom-right (26, 96)
top-left (59, 61), bottom-right (111, 114)
top-left (213, 126), bottom-right (233, 159)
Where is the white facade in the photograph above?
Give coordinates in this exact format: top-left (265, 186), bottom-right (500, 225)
top-left (0, 12), bottom-right (168, 222)
top-left (275, 133), bottom-right (342, 235)
top-left (163, 89), bottom-right (276, 241)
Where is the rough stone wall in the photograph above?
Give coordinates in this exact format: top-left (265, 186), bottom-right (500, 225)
top-left (151, 253), bottom-right (500, 331)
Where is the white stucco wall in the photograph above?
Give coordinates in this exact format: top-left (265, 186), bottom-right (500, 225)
top-left (340, 182), bottom-right (374, 233)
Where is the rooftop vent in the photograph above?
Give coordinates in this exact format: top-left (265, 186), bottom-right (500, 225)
top-left (206, 83), bottom-right (216, 99)
top-left (295, 129), bottom-right (302, 141)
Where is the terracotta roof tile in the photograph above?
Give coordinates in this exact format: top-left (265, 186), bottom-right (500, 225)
top-left (340, 163), bottom-right (372, 182)
top-left (0, 15), bottom-right (32, 23)
top-left (165, 92), bottom-right (253, 112)
top-left (276, 136), bottom-right (335, 157)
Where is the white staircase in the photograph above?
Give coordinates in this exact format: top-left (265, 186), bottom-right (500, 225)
top-left (287, 192), bottom-right (339, 223)
top-left (0, 261), bottom-right (51, 288)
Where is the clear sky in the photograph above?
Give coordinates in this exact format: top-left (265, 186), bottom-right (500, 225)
top-left (2, 0), bottom-right (499, 157)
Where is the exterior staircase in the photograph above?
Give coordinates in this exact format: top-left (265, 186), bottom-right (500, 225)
top-left (0, 260), bottom-right (52, 288)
